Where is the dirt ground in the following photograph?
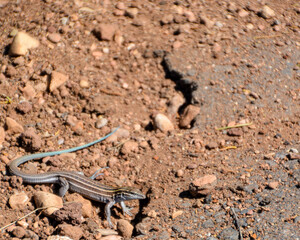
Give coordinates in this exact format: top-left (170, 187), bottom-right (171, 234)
top-left (0, 0), bottom-right (299, 239)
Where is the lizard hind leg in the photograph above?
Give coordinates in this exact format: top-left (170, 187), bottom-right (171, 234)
top-left (57, 177), bottom-right (69, 199)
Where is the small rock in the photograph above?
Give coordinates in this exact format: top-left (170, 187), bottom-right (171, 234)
top-left (268, 181), bottom-right (279, 189)
top-left (121, 140), bottom-right (139, 154)
top-left (65, 193), bottom-right (92, 218)
top-left (227, 128), bottom-right (243, 136)
top-left (16, 101), bottom-right (32, 114)
top-left (184, 10), bottom-right (197, 22)
top-left (79, 78), bottom-right (89, 88)
top-left (0, 127), bottom-right (5, 145)
top-left (57, 224), bottom-right (83, 240)
top-left (106, 127), bottom-right (129, 142)
top-left (95, 24), bottom-right (117, 41)
top-left (6, 117), bottom-right (24, 134)
top-left (21, 83), bottom-right (36, 100)
top-left (259, 5), bottom-right (275, 19)
top-left (187, 163), bottom-right (197, 169)
top-left (47, 33), bottom-right (61, 43)
top-left (147, 209), bottom-right (158, 218)
top-left (179, 105), bottom-right (200, 128)
top-left (96, 228), bottom-right (119, 236)
top-left (9, 191), bottom-right (29, 209)
top-left (202, 219), bottom-right (215, 228)
top-left (12, 226), bottom-right (26, 238)
top-left (125, 8), bottom-right (138, 18)
top-left (20, 127), bottom-right (42, 151)
top-left (108, 157), bottom-right (119, 167)
top-left (116, 2), bottom-right (126, 10)
top-left (72, 121), bottom-right (84, 135)
top-left (218, 227), bottom-right (239, 240)
top-left (205, 142), bottom-right (218, 150)
top-left (167, 94), bottom-right (184, 117)
top-left (133, 123), bottom-right (141, 131)
top-left (161, 14), bottom-right (174, 25)
top-left (172, 210), bottom-right (183, 219)
top-left (49, 71), bottom-right (68, 92)
top-left (52, 202), bottom-right (83, 225)
top-left (13, 56), bottom-right (25, 66)
top-left (95, 118), bottom-right (108, 129)
top-left (199, 15), bottom-right (215, 28)
top-left (176, 169), bottom-right (184, 177)
top-left (9, 31), bottom-right (39, 56)
top-left (47, 236), bottom-right (73, 240)
top-left (99, 236), bottom-right (122, 240)
top-left (117, 219), bottom-right (134, 239)
top-left (238, 9), bottom-right (249, 17)
top-left (154, 113), bottom-right (174, 132)
top-left (5, 65), bottom-right (17, 77)
top-left (189, 174), bottom-right (217, 196)
top-left (33, 191), bottom-right (63, 216)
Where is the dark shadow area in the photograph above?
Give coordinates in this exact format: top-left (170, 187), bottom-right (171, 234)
top-left (161, 56), bottom-right (198, 107)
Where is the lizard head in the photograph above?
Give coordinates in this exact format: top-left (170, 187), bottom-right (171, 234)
top-left (114, 187), bottom-right (145, 202)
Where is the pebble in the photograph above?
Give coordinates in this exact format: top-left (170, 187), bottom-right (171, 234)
top-left (116, 2), bottom-right (126, 10)
top-left (133, 123), bottom-right (141, 131)
top-left (11, 226), bottom-right (26, 238)
top-left (117, 219), bottom-right (134, 239)
top-left (6, 117), bottom-right (24, 134)
top-left (106, 127), bottom-right (129, 142)
top-left (47, 33), bottom-right (61, 43)
top-left (0, 127), bottom-right (5, 145)
top-left (154, 113), bottom-right (174, 132)
top-left (99, 236), bottom-right (122, 240)
top-left (268, 181), bottom-right (279, 189)
top-left (5, 65), bottom-right (17, 77)
top-left (16, 101), bottom-right (33, 114)
top-left (199, 15), bottom-right (215, 28)
top-left (9, 31), bottom-right (39, 56)
top-left (79, 78), bottom-right (90, 88)
top-left (259, 5), bottom-right (275, 19)
top-left (227, 128), bottom-right (243, 136)
top-left (218, 227), bottom-right (239, 240)
top-left (95, 24), bottom-right (117, 41)
top-left (65, 193), bottom-right (92, 218)
top-left (49, 71), bottom-right (69, 92)
top-left (238, 9), bottom-right (249, 17)
top-left (147, 209), bottom-right (158, 218)
top-left (189, 174), bottom-right (217, 196)
top-left (161, 14), bottom-right (174, 25)
top-left (121, 140), bottom-right (139, 154)
top-left (183, 10), bottom-right (197, 22)
top-left (125, 8), bottom-right (138, 18)
top-left (20, 128), bottom-right (42, 151)
top-left (179, 105), bottom-right (200, 128)
top-left (205, 142), bottom-right (218, 150)
top-left (13, 56), bottom-right (25, 65)
top-left (57, 224), bottom-right (83, 240)
top-left (97, 229), bottom-right (119, 236)
top-left (52, 202), bottom-right (83, 225)
top-left (176, 169), bottom-right (184, 177)
top-left (202, 219), bottom-right (215, 228)
top-left (9, 191), bottom-right (29, 209)
top-left (21, 83), bottom-right (36, 100)
top-left (47, 236), bottom-right (73, 240)
top-left (167, 94), bottom-right (184, 117)
top-left (95, 118), bottom-right (108, 129)
top-left (172, 210), bottom-right (183, 219)
top-left (33, 191), bottom-right (63, 216)
top-left (108, 157), bottom-right (119, 167)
